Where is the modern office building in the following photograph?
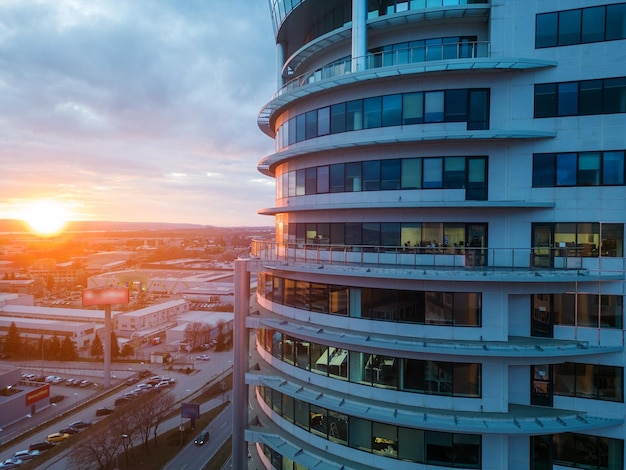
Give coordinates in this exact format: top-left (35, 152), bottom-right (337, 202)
top-left (238, 1), bottom-right (626, 468)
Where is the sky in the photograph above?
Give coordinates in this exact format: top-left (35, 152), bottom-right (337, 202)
top-left (0, 0), bottom-right (278, 227)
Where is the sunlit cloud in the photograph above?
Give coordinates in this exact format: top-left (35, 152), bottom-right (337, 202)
top-left (0, 0), bottom-right (276, 226)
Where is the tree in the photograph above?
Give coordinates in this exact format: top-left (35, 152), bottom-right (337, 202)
top-left (4, 321), bottom-right (21, 355)
top-left (60, 334), bottom-right (78, 360)
top-left (120, 343), bottom-right (134, 358)
top-left (110, 331), bottom-right (121, 359)
top-left (46, 335), bottom-right (61, 359)
top-left (184, 321), bottom-right (206, 350)
top-left (90, 333), bottom-right (103, 359)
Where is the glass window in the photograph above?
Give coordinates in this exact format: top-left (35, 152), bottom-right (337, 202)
top-left (380, 159), bottom-right (401, 190)
top-left (348, 416), bottom-right (372, 452)
top-left (382, 94), bottom-right (402, 126)
top-left (425, 38), bottom-right (443, 61)
top-left (281, 394), bottom-right (294, 422)
top-left (425, 292), bottom-right (453, 325)
top-left (581, 6), bottom-right (606, 43)
top-left (317, 106), bottom-right (330, 136)
top-left (558, 9), bottom-right (582, 46)
top-left (346, 99), bottom-right (363, 131)
top-left (328, 410), bottom-right (348, 444)
top-left (345, 162), bottom-right (362, 192)
top-left (402, 92), bottom-right (424, 124)
top-left (362, 160), bottom-right (381, 191)
top-left (535, 83), bottom-right (557, 117)
top-left (533, 153), bottom-right (555, 187)
top-left (294, 399), bottom-right (309, 430)
top-left (536, 12), bottom-right (558, 48)
top-left (309, 404), bottom-right (327, 437)
top-left (295, 114), bottom-right (306, 142)
top-left (362, 222), bottom-right (380, 247)
top-left (601, 223), bottom-right (624, 257)
top-left (329, 163), bottom-right (345, 192)
top-left (363, 96), bottom-right (382, 129)
top-left (578, 152), bottom-right (601, 185)
top-left (401, 158), bottom-right (422, 189)
top-left (305, 167), bottom-right (316, 195)
top-left (579, 80), bottom-right (603, 115)
top-left (557, 82), bottom-right (579, 116)
top-left (444, 89), bottom-right (467, 122)
top-left (424, 91), bottom-right (444, 122)
top-left (468, 89), bottom-right (489, 130)
top-left (423, 158), bottom-right (443, 188)
top-left (372, 422), bottom-right (398, 457)
top-left (317, 166), bottom-right (329, 193)
top-left (606, 3), bottom-right (626, 40)
top-left (603, 151), bottom-right (625, 185)
top-left (603, 77), bottom-right (626, 114)
top-left (556, 153), bottom-right (577, 185)
top-left (330, 102), bottom-right (346, 134)
top-left (345, 223), bottom-right (362, 245)
top-left (304, 110), bottom-right (317, 140)
top-left (453, 292), bottom-right (481, 326)
top-left (295, 169), bottom-right (305, 195)
top-left (398, 427), bottom-right (425, 463)
top-left (443, 157), bottom-right (465, 188)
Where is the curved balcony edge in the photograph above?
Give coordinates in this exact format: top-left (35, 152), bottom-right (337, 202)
top-left (251, 240), bottom-right (625, 282)
top-left (248, 372), bottom-right (623, 435)
top-left (259, 316), bottom-right (623, 360)
top-left (259, 200), bottom-right (556, 216)
top-left (258, 58), bottom-right (556, 136)
top-left (257, 130), bottom-right (557, 176)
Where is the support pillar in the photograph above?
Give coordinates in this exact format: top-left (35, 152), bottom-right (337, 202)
top-left (232, 259), bottom-right (251, 470)
top-left (352, 0), bottom-right (368, 72)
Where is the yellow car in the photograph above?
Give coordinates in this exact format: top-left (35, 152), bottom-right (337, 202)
top-left (46, 432), bottom-right (70, 443)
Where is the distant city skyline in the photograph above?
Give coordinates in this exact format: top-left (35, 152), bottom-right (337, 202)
top-left (0, 0), bottom-right (276, 227)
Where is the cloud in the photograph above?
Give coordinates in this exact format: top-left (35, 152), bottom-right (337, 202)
top-left (0, 0), bottom-right (277, 226)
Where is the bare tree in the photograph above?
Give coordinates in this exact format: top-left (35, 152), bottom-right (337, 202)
top-left (68, 426), bottom-right (120, 470)
top-left (183, 321), bottom-right (205, 350)
top-left (133, 390), bottom-right (176, 451)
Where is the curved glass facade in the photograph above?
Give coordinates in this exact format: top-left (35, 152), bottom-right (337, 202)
top-left (257, 385), bottom-right (482, 468)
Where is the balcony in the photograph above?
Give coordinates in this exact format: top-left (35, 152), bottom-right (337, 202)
top-left (276, 41), bottom-right (490, 99)
top-left (251, 240), bottom-right (625, 282)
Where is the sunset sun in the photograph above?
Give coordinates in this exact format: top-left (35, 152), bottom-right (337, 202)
top-left (22, 199), bottom-right (71, 236)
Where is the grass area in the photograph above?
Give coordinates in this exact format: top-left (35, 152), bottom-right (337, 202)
top-left (115, 401), bottom-right (230, 470)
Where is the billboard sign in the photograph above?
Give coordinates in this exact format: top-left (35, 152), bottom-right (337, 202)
top-left (181, 402), bottom-right (200, 419)
top-left (82, 287), bottom-right (130, 306)
top-left (26, 384), bottom-right (50, 406)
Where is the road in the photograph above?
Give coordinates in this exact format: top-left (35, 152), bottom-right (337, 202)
top-left (162, 402), bottom-right (232, 470)
top-left (0, 348), bottom-right (233, 469)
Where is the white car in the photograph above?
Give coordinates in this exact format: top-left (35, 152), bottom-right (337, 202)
top-left (155, 381), bottom-right (171, 390)
top-left (196, 354), bottom-right (210, 361)
top-left (12, 450), bottom-right (39, 461)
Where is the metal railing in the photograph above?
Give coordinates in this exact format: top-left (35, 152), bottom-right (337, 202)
top-left (251, 240), bottom-right (624, 273)
top-left (275, 40), bottom-right (490, 99)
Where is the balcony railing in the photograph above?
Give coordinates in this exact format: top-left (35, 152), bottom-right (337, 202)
top-left (251, 240), bottom-right (624, 274)
top-left (276, 41), bottom-right (490, 99)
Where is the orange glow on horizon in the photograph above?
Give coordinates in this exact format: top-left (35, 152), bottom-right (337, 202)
top-left (21, 199), bottom-right (71, 237)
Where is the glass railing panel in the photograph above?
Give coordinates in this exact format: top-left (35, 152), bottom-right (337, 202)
top-left (275, 41), bottom-right (490, 99)
top-left (252, 240), bottom-right (620, 273)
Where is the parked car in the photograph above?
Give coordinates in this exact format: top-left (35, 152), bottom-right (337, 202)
top-left (126, 375), bottom-right (139, 385)
top-left (154, 381), bottom-right (170, 390)
top-left (162, 377), bottom-right (176, 384)
top-left (11, 449), bottom-right (39, 461)
top-left (138, 369), bottom-right (151, 378)
top-left (196, 354), bottom-right (210, 361)
top-left (45, 375), bottom-right (64, 384)
top-left (59, 427), bottom-right (80, 435)
top-left (123, 391), bottom-right (139, 399)
top-left (147, 376), bottom-right (162, 385)
top-left (95, 407), bottom-right (113, 416)
top-left (46, 432), bottom-right (70, 443)
top-left (29, 442), bottom-right (55, 452)
top-left (0, 459), bottom-right (22, 469)
top-left (65, 378), bottom-right (79, 386)
top-left (79, 379), bottom-right (91, 387)
top-left (194, 431), bottom-right (210, 446)
top-left (135, 383), bottom-right (153, 391)
top-left (68, 420), bottom-right (92, 429)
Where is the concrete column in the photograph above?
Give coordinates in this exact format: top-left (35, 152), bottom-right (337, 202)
top-left (103, 305), bottom-right (111, 388)
top-left (232, 259), bottom-right (251, 470)
top-left (277, 41), bottom-right (286, 88)
top-left (351, 0), bottom-right (368, 72)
